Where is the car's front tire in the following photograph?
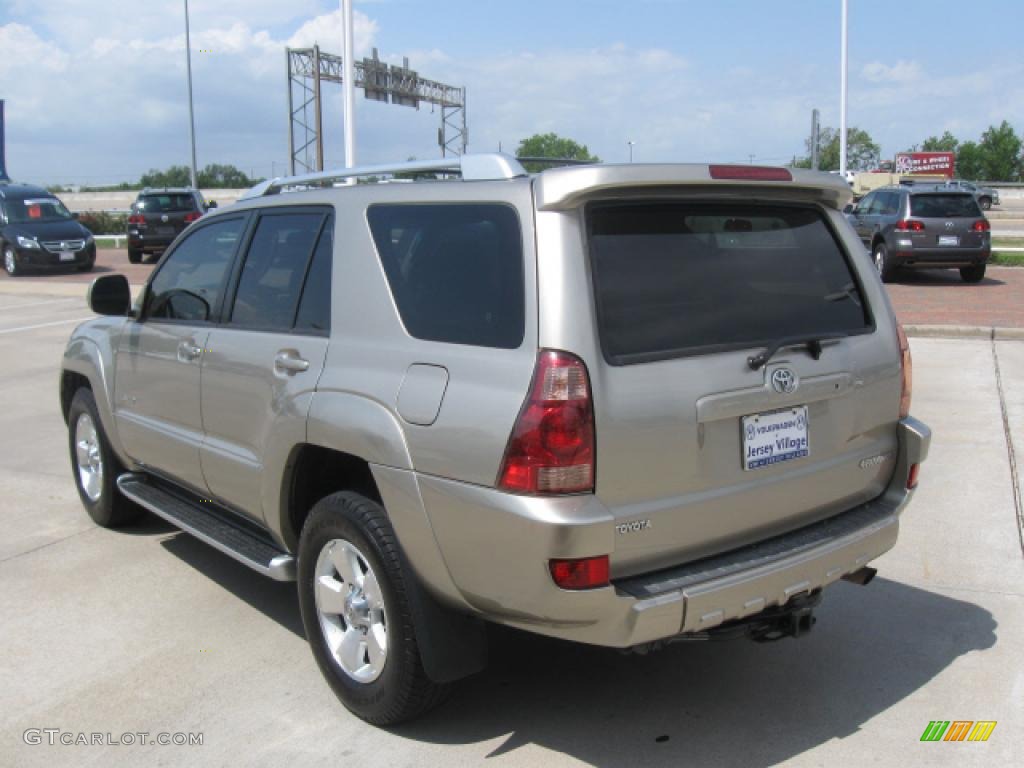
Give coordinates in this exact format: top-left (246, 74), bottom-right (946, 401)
top-left (4, 247), bottom-right (22, 277)
top-left (67, 388), bottom-right (140, 527)
top-left (960, 264), bottom-right (986, 283)
top-left (77, 256), bottom-right (95, 272)
top-left (298, 492), bottom-right (449, 725)
top-left (873, 242), bottom-right (897, 283)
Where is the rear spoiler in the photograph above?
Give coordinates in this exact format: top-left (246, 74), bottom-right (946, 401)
top-left (533, 164), bottom-right (852, 212)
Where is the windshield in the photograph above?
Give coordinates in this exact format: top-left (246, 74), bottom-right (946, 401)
top-left (587, 202), bottom-right (871, 364)
top-left (137, 194), bottom-right (197, 213)
top-left (910, 194), bottom-right (981, 218)
top-left (4, 197), bottom-right (73, 223)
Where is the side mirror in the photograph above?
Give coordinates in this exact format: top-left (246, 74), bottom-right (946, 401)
top-left (206, 200), bottom-right (218, 209)
top-left (843, 203), bottom-right (855, 214)
top-left (88, 274), bottom-right (132, 316)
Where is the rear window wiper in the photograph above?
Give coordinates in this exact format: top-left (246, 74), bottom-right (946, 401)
top-left (747, 332), bottom-right (848, 371)
top-left (823, 282), bottom-right (862, 307)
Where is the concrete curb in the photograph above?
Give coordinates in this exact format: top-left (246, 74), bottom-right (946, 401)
top-left (904, 324), bottom-right (1024, 341)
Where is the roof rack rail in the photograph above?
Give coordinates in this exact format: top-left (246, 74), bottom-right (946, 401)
top-left (239, 152), bottom-right (528, 200)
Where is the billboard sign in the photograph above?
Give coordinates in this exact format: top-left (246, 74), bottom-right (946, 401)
top-left (894, 151), bottom-right (955, 177)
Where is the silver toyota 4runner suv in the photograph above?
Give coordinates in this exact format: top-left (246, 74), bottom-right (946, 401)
top-left (61, 155), bottom-right (930, 725)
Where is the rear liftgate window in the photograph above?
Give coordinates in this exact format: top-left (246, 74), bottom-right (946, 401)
top-left (588, 203), bottom-right (871, 364)
top-left (367, 204), bottom-right (525, 349)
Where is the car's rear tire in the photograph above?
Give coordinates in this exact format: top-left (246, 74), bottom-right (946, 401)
top-left (960, 264), bottom-right (986, 283)
top-left (4, 247), bottom-right (22, 277)
top-left (298, 491), bottom-right (449, 725)
top-left (979, 197), bottom-right (992, 211)
top-left (67, 388), bottom-right (141, 527)
top-left (127, 248), bottom-right (142, 264)
top-left (872, 242), bottom-right (897, 283)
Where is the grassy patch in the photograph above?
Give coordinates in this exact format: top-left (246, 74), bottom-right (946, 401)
top-left (991, 251), bottom-right (1024, 266)
top-left (94, 236), bottom-right (126, 249)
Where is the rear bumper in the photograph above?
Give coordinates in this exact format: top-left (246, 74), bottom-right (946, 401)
top-left (894, 246), bottom-right (990, 268)
top-left (127, 231), bottom-right (177, 251)
top-left (418, 416), bottom-right (931, 648)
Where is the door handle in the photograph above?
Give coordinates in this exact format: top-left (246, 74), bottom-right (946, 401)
top-left (177, 340), bottom-right (203, 362)
top-left (274, 351), bottom-right (310, 375)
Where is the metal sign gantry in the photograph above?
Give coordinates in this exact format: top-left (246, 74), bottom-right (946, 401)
top-left (286, 46), bottom-right (467, 175)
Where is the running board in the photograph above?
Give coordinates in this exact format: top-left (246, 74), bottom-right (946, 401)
top-left (117, 473), bottom-right (296, 581)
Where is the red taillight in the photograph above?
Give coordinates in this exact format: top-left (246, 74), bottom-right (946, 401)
top-left (897, 322), bottom-right (912, 419)
top-left (895, 220), bottom-right (925, 232)
top-left (907, 463), bottom-right (920, 490)
top-left (972, 219), bottom-right (990, 232)
top-left (497, 350), bottom-right (595, 494)
top-left (128, 214), bottom-right (145, 225)
top-left (550, 556), bottom-right (609, 590)
top-left (184, 211), bottom-right (202, 223)
top-left (709, 165), bottom-right (792, 182)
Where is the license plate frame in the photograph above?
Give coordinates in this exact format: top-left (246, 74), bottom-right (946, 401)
top-left (742, 406), bottom-right (810, 471)
top-left (938, 235), bottom-right (959, 247)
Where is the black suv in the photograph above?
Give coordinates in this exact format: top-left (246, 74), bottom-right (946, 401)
top-left (126, 188), bottom-right (214, 263)
top-left (0, 183), bottom-right (96, 277)
top-left (844, 185), bottom-right (990, 283)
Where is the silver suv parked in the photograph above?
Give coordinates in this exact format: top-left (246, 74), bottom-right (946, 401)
top-left (845, 184), bottom-right (991, 283)
top-left (61, 155), bottom-right (930, 725)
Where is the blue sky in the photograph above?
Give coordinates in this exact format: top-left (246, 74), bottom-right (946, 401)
top-left (1, 0), bottom-right (1021, 185)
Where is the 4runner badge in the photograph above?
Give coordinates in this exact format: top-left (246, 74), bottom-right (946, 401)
top-left (616, 519), bottom-right (652, 534)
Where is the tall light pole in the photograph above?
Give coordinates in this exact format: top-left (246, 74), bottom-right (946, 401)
top-left (183, 0), bottom-right (198, 189)
top-left (627, 140), bottom-right (635, 163)
top-left (839, 0), bottom-right (849, 176)
top-left (341, 0), bottom-right (356, 169)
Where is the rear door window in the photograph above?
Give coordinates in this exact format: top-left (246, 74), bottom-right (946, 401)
top-left (587, 202), bottom-right (872, 365)
top-left (367, 203), bottom-right (524, 349)
top-left (909, 194), bottom-right (981, 218)
top-left (229, 212), bottom-right (326, 331)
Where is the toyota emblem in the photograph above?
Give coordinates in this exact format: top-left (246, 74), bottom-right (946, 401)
top-left (771, 368), bottom-right (798, 394)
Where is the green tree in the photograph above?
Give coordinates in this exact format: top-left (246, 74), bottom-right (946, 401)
top-left (975, 120), bottom-right (1021, 181)
top-left (139, 163), bottom-right (255, 189)
top-left (955, 142), bottom-right (984, 180)
top-left (139, 165), bottom-right (192, 188)
top-left (794, 126), bottom-right (880, 171)
top-left (516, 133), bottom-right (600, 172)
top-left (921, 131), bottom-right (959, 152)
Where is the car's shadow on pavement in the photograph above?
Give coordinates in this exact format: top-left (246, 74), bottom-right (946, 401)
top-left (158, 529), bottom-right (305, 637)
top-left (403, 579), bottom-right (995, 767)
top-left (891, 269), bottom-right (1005, 287)
top-left (151, 530), bottom-right (996, 767)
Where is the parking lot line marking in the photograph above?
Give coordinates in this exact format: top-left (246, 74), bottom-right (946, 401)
top-left (0, 298), bottom-right (81, 311)
top-left (0, 317), bottom-right (93, 335)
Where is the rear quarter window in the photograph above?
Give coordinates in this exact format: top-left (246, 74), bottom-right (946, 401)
top-left (587, 202), bottom-right (872, 364)
top-left (367, 203), bottom-right (524, 349)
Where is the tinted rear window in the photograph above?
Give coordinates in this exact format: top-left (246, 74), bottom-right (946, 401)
top-left (909, 194), bottom-right (980, 218)
top-left (138, 194), bottom-right (197, 213)
top-left (588, 203), bottom-right (871, 364)
top-left (367, 203), bottom-right (524, 349)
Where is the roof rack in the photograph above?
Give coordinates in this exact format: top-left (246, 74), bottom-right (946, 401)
top-left (239, 152), bottom-right (528, 200)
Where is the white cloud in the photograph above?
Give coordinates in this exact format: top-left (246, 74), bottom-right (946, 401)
top-left (861, 59), bottom-right (923, 84)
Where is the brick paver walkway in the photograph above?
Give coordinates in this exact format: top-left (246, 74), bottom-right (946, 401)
top-left (4, 250), bottom-right (1023, 329)
top-left (886, 265), bottom-right (1024, 328)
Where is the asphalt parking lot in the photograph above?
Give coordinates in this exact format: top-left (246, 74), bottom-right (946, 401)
top-left (0, 286), bottom-right (1022, 767)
